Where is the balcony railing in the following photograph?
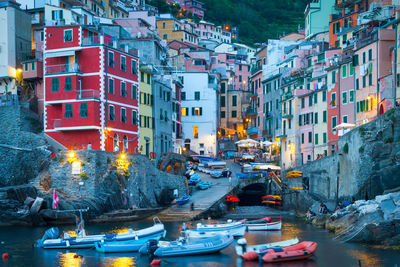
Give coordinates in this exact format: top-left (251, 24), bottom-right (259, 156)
top-left (77, 89), bottom-right (100, 100)
top-left (247, 127), bottom-right (258, 135)
top-left (246, 108), bottom-right (257, 116)
top-left (46, 63), bottom-right (80, 75)
top-left (82, 36), bottom-right (101, 46)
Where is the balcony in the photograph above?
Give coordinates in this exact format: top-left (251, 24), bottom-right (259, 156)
top-left (247, 127), bottom-right (258, 135)
top-left (246, 108), bottom-right (257, 116)
top-left (77, 89), bottom-right (101, 100)
top-left (262, 129), bottom-right (272, 137)
top-left (282, 113), bottom-right (293, 118)
top-left (52, 118), bottom-right (100, 131)
top-left (46, 63), bottom-right (80, 75)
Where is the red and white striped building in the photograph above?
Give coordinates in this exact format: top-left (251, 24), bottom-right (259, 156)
top-left (44, 25), bottom-right (139, 153)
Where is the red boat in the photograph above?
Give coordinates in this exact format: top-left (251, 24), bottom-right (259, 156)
top-left (262, 241), bottom-right (317, 263)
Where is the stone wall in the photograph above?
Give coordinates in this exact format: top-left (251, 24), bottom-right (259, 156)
top-left (285, 106), bottom-right (400, 209)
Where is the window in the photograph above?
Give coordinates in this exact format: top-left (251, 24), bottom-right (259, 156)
top-left (308, 132), bottom-right (312, 143)
top-left (309, 95), bottom-right (312, 107)
top-left (331, 92), bottom-right (336, 107)
top-left (323, 110), bottom-right (327, 123)
top-left (239, 64), bottom-right (242, 71)
top-left (109, 105), bottom-right (115, 120)
top-left (301, 133), bottom-right (304, 144)
top-left (163, 34), bottom-right (167, 39)
top-left (131, 60), bottom-right (137, 75)
top-left (231, 110), bottom-right (237, 118)
top-left (193, 126), bottom-right (198, 138)
top-left (146, 73), bottom-right (151, 84)
top-left (368, 49), bottom-right (372, 61)
top-left (301, 98), bottom-right (305, 108)
top-left (323, 132), bottom-right (327, 143)
top-left (24, 63), bottom-right (28, 71)
top-left (140, 72), bottom-right (144, 82)
top-left (343, 115), bottom-right (348, 123)
top-left (342, 91), bottom-right (347, 104)
top-left (220, 83), bottom-right (226, 94)
top-left (52, 78), bottom-right (59, 92)
top-left (221, 111), bottom-right (225, 118)
top-left (353, 54), bottom-right (359, 66)
top-left (239, 75), bottom-right (242, 82)
top-left (194, 91), bottom-right (200, 100)
top-left (121, 82), bottom-right (127, 97)
top-left (331, 71), bottom-right (336, 84)
top-left (314, 112), bottom-right (318, 124)
top-left (276, 99), bottom-right (279, 110)
top-left (368, 72), bottom-right (373, 86)
top-left (121, 56), bottom-right (126, 71)
top-left (108, 51), bottom-right (114, 67)
top-left (315, 133), bottom-right (318, 145)
top-left (63, 29), bottom-right (72, 42)
top-left (79, 102), bottom-right (88, 117)
top-left (322, 91), bottom-right (326, 102)
top-left (220, 96), bottom-right (225, 107)
top-left (314, 93), bottom-right (318, 104)
top-left (64, 76), bottom-right (72, 91)
top-left (167, 92), bottom-right (171, 102)
top-left (332, 116), bottom-right (337, 130)
top-left (342, 65), bottom-right (347, 78)
top-left (65, 104), bottom-right (72, 118)
top-left (40, 31), bottom-right (44, 42)
top-left (120, 108), bottom-right (127, 123)
top-left (181, 107), bottom-right (188, 116)
top-left (108, 78), bottom-right (114, 94)
top-left (362, 76), bottom-right (366, 88)
top-left (356, 78), bottom-right (359, 90)
top-left (132, 85), bottom-right (137, 100)
top-left (362, 51), bottom-right (366, 64)
top-left (192, 107), bottom-right (202, 116)
top-left (132, 110), bottom-right (137, 125)
top-left (349, 63), bottom-right (354, 76)
top-left (349, 90), bottom-right (354, 103)
top-left (232, 95), bottom-right (237, 106)
top-left (288, 119), bottom-right (291, 129)
top-left (181, 92), bottom-right (186, 100)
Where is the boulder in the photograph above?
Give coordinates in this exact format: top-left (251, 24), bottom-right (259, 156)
top-left (30, 197), bottom-right (44, 214)
top-left (24, 197), bottom-right (35, 207)
top-left (39, 209), bottom-right (76, 224)
top-left (358, 203), bottom-right (379, 217)
top-left (379, 198), bottom-right (396, 221)
top-left (326, 213), bottom-right (357, 234)
top-left (312, 214), bottom-right (329, 228)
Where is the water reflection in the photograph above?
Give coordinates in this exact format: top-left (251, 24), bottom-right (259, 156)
top-left (347, 249), bottom-right (380, 267)
top-left (58, 252), bottom-right (85, 267)
top-left (103, 256), bottom-right (136, 267)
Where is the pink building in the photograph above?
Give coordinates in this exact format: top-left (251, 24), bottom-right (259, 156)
top-left (184, 0), bottom-right (205, 19)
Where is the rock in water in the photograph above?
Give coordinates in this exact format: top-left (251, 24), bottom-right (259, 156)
top-left (30, 197), bottom-right (44, 214)
top-left (379, 199), bottom-right (396, 221)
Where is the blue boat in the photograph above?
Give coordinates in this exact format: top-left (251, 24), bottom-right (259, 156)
top-left (153, 234), bottom-right (233, 257)
top-left (177, 196), bottom-right (190, 205)
top-left (198, 181), bottom-right (211, 190)
top-left (236, 172), bottom-right (269, 179)
top-left (95, 224), bottom-right (166, 253)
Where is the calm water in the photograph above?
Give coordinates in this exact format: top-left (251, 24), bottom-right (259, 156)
top-left (0, 217), bottom-right (399, 267)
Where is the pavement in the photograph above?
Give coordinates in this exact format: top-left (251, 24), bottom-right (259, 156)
top-left (154, 160), bottom-right (241, 222)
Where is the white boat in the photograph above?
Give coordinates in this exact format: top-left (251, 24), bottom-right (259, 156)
top-left (35, 216), bottom-right (165, 249)
top-left (245, 217), bottom-right (282, 231)
top-left (185, 230), bottom-right (229, 240)
top-left (206, 161), bottom-right (227, 169)
top-left (193, 220), bottom-right (246, 237)
top-left (235, 237), bottom-right (299, 256)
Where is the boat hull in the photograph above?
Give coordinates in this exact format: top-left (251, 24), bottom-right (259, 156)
top-left (235, 237), bottom-right (299, 257)
top-left (154, 235), bottom-right (233, 257)
top-left (262, 241), bottom-right (317, 263)
top-left (246, 221), bottom-right (282, 231)
top-left (195, 222), bottom-right (246, 237)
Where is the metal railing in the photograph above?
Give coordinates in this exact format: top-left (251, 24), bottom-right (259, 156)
top-left (46, 63), bottom-right (80, 74)
top-left (76, 89), bottom-right (100, 100)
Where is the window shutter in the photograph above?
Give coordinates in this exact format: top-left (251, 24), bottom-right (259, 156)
top-left (192, 107), bottom-right (195, 115)
top-left (199, 107), bottom-right (203, 115)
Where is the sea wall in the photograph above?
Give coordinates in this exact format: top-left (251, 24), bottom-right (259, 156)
top-left (284, 106), bottom-right (400, 211)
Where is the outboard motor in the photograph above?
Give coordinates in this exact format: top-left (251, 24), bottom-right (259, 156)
top-left (237, 238), bottom-right (247, 254)
top-left (34, 227), bottom-right (60, 247)
top-left (139, 239), bottom-right (159, 255)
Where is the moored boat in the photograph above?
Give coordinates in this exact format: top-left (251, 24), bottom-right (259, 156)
top-left (245, 217), bottom-right (282, 231)
top-left (153, 234), bottom-right (233, 257)
top-left (35, 216), bottom-right (165, 249)
top-left (197, 181), bottom-right (211, 190)
top-left (177, 196), bottom-right (190, 205)
top-left (193, 220), bottom-right (246, 237)
top-left (235, 237), bottom-right (299, 258)
top-left (262, 241), bottom-right (317, 263)
top-left (185, 230), bottom-right (229, 239)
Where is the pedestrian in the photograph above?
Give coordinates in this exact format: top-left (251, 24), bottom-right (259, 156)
top-left (190, 202), bottom-right (194, 211)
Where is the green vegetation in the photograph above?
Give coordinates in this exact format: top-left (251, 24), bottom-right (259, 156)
top-left (359, 146), bottom-right (364, 153)
top-left (384, 137), bottom-right (394, 144)
top-left (343, 143), bottom-right (349, 154)
top-left (359, 126), bottom-right (366, 136)
top-left (80, 173), bottom-right (89, 180)
top-left (148, 0), bottom-right (308, 45)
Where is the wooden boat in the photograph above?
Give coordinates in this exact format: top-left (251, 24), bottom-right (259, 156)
top-left (246, 220), bottom-right (282, 231)
top-left (95, 225), bottom-right (166, 253)
top-left (197, 181), bottom-right (211, 190)
top-left (177, 196), bottom-right (190, 205)
top-left (193, 220), bottom-right (246, 237)
top-left (262, 241), bottom-right (317, 263)
top-left (153, 234), bottom-right (233, 257)
top-left (35, 216), bottom-right (165, 249)
top-left (235, 237), bottom-right (299, 258)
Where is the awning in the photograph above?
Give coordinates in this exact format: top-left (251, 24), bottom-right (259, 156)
top-left (46, 50), bottom-right (77, 58)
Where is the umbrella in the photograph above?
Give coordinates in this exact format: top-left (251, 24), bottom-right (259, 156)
top-left (334, 123), bottom-right (355, 130)
top-left (235, 139), bottom-right (258, 145)
top-left (261, 140), bottom-right (274, 146)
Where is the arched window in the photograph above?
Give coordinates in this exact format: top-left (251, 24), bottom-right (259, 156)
top-left (123, 135), bottom-right (128, 152)
top-left (113, 134), bottom-right (119, 152)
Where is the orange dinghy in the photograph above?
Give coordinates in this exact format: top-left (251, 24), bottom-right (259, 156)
top-left (262, 241), bottom-right (317, 263)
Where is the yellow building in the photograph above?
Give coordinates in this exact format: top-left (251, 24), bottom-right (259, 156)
top-left (157, 17), bottom-right (199, 45)
top-left (139, 66), bottom-right (154, 158)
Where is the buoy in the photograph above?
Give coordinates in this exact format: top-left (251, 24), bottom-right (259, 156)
top-left (73, 254), bottom-right (79, 258)
top-left (2, 253), bottom-right (9, 260)
top-left (241, 251), bottom-right (258, 261)
top-left (150, 259), bottom-right (162, 265)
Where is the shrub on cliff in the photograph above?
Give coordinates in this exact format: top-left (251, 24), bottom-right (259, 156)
top-left (343, 143), bottom-right (349, 154)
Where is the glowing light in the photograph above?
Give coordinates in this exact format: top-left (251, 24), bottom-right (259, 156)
top-left (17, 68), bottom-right (22, 73)
top-left (67, 151), bottom-right (77, 163)
top-left (225, 26), bottom-right (230, 31)
top-left (183, 147), bottom-right (187, 151)
top-left (243, 80), bottom-right (246, 84)
top-left (120, 153), bottom-right (126, 160)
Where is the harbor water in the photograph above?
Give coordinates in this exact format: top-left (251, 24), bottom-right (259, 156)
top-left (0, 217), bottom-right (399, 267)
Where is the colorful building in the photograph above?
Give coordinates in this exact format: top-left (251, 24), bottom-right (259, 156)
top-left (157, 15), bottom-right (199, 45)
top-left (43, 25), bottom-right (139, 153)
top-left (139, 66), bottom-right (154, 157)
top-left (304, 0), bottom-right (337, 40)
